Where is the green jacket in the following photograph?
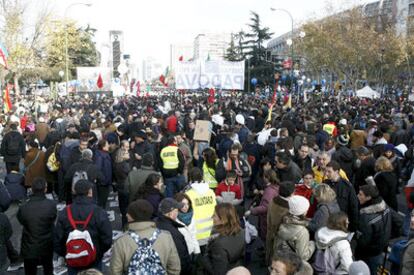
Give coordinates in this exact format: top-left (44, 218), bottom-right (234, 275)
top-left (127, 166), bottom-right (160, 203)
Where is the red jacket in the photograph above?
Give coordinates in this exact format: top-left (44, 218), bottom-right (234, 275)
top-left (215, 181), bottom-right (242, 199)
top-left (166, 115), bottom-right (177, 133)
top-left (405, 186), bottom-right (414, 209)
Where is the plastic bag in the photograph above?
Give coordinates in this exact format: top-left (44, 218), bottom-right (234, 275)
top-left (244, 217), bottom-right (258, 244)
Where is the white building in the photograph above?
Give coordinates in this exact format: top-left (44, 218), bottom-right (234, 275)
top-left (142, 57), bottom-right (164, 82)
top-left (193, 33), bottom-right (232, 61)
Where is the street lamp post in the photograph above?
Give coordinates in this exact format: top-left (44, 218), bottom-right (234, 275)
top-left (64, 2), bottom-right (92, 96)
top-left (270, 8), bottom-right (294, 92)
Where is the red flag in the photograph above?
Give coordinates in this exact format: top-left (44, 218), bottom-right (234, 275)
top-left (97, 73), bottom-right (103, 89)
top-left (208, 88), bottom-right (215, 104)
top-left (178, 55), bottom-right (183, 61)
top-left (3, 85), bottom-right (12, 113)
top-left (272, 74), bottom-right (280, 105)
top-left (159, 75), bottom-right (168, 87)
top-left (136, 81), bottom-right (141, 97)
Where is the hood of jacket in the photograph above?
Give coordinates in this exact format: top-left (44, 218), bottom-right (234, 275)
top-left (375, 138), bottom-right (388, 145)
top-left (360, 199), bottom-right (387, 215)
top-left (315, 227), bottom-right (349, 249)
top-left (190, 182), bottom-right (210, 195)
top-left (278, 215), bottom-right (309, 240)
top-left (336, 146), bottom-right (354, 162)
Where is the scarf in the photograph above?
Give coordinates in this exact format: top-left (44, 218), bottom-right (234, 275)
top-left (178, 210), bottom-right (193, 226)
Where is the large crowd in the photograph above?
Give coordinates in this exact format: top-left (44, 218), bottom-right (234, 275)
top-left (0, 91), bottom-right (414, 275)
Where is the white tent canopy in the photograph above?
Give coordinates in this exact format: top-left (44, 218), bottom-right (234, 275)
top-left (356, 86), bottom-right (380, 99)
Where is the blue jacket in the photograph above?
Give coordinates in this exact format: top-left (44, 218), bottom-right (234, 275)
top-left (94, 150), bottom-right (113, 186)
top-left (4, 172), bottom-right (26, 201)
top-left (238, 126), bottom-right (250, 145)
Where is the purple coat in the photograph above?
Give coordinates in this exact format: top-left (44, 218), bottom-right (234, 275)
top-left (251, 184), bottom-right (279, 240)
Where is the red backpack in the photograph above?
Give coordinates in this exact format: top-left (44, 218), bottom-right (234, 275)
top-left (65, 206), bottom-right (96, 268)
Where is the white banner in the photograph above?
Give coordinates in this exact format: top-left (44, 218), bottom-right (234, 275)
top-left (77, 67), bottom-right (111, 92)
top-left (175, 61), bottom-right (245, 90)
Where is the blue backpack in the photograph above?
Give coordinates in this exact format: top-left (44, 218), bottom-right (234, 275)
top-left (127, 229), bottom-right (166, 275)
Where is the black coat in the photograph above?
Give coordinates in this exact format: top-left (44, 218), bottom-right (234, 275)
top-left (17, 194), bottom-right (57, 258)
top-left (94, 150), bottom-right (113, 186)
top-left (64, 159), bottom-right (105, 186)
top-left (0, 130), bottom-right (26, 163)
top-left (4, 172), bottom-right (26, 201)
top-left (69, 146), bottom-right (83, 169)
top-left (354, 157), bottom-right (376, 192)
top-left (156, 215), bottom-right (191, 274)
top-left (132, 140), bottom-right (152, 169)
top-left (332, 145), bottom-right (354, 181)
top-left (292, 154), bottom-right (312, 172)
top-left (325, 178), bottom-right (359, 232)
top-left (113, 161), bottom-right (130, 190)
top-left (200, 230), bottom-right (245, 275)
top-left (374, 171), bottom-right (398, 211)
top-left (277, 161), bottom-right (303, 183)
top-left (54, 196), bottom-right (112, 263)
top-left (356, 199), bottom-right (391, 259)
top-left (0, 213), bottom-right (12, 267)
top-left (0, 182), bottom-right (11, 212)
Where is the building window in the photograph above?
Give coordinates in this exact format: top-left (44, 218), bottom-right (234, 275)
top-left (409, 3), bottom-right (414, 16)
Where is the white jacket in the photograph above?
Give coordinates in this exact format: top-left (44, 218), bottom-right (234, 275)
top-left (176, 218), bottom-right (200, 255)
top-left (315, 227), bottom-right (354, 274)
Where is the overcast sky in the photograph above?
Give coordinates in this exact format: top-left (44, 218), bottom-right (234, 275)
top-left (46, 0), bottom-right (376, 67)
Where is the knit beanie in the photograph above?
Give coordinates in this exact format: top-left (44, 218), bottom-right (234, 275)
top-left (288, 195), bottom-right (310, 216)
top-left (349, 261), bottom-right (370, 275)
top-left (337, 134), bottom-right (349, 146)
top-left (384, 143), bottom-right (395, 152)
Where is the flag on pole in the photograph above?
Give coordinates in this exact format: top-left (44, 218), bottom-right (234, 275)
top-left (96, 73), bottom-right (103, 89)
top-left (266, 104), bottom-right (274, 122)
top-left (136, 81), bottom-right (141, 97)
top-left (159, 75), bottom-right (167, 87)
top-left (3, 85), bottom-right (12, 113)
top-left (208, 88), bottom-right (215, 104)
top-left (283, 94), bottom-right (292, 109)
top-left (0, 42), bottom-right (8, 69)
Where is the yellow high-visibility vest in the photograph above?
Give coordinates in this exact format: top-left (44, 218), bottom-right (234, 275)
top-left (203, 161), bottom-right (218, 189)
top-left (160, 146), bottom-right (179, 170)
top-left (313, 166), bottom-right (349, 184)
top-left (323, 123), bottom-right (336, 136)
top-left (186, 188), bottom-right (216, 246)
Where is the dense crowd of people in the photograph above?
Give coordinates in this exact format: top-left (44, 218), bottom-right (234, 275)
top-left (0, 91), bottom-right (414, 274)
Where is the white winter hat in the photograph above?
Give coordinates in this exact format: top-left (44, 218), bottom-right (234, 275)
top-left (288, 195), bottom-right (310, 216)
top-left (235, 114), bottom-right (245, 125)
top-left (339, 119), bottom-right (347, 125)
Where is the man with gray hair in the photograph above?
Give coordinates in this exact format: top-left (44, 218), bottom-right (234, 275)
top-left (64, 149), bottom-right (104, 204)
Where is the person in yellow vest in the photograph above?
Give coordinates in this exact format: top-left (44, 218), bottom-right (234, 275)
top-left (185, 167), bottom-right (216, 247)
top-left (160, 135), bottom-right (185, 198)
top-left (201, 147), bottom-right (219, 190)
top-left (312, 151), bottom-right (349, 184)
